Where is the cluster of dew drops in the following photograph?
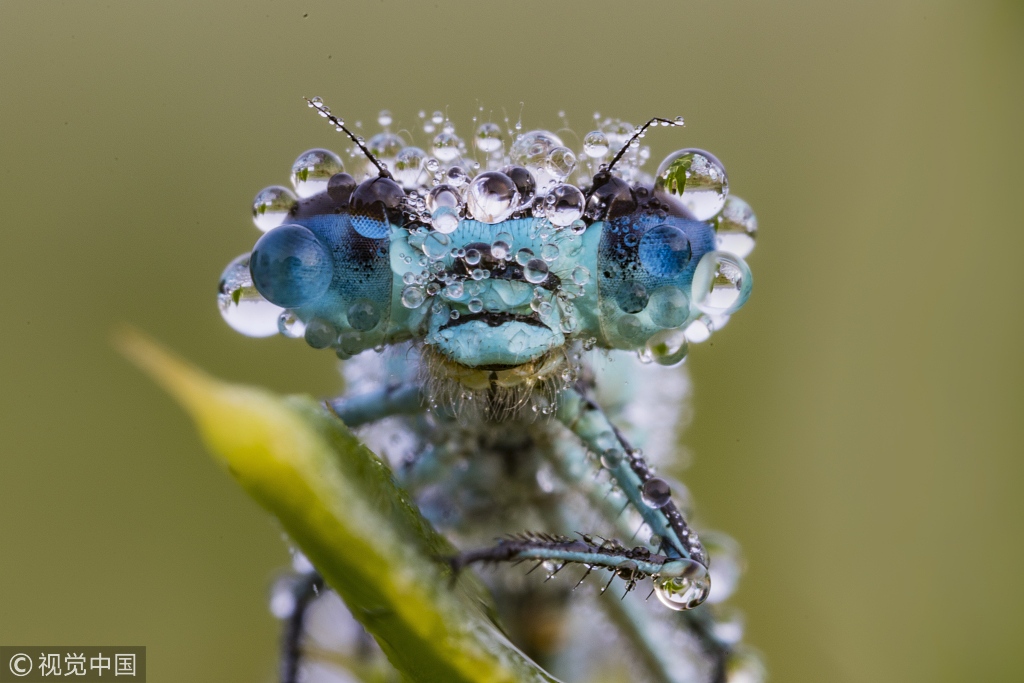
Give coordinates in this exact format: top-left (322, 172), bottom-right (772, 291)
top-left (221, 99), bottom-right (758, 371)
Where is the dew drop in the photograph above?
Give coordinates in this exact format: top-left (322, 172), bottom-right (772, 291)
top-left (217, 254), bottom-right (283, 338)
top-left (647, 285), bottom-right (690, 328)
top-left (583, 131), bottom-right (610, 158)
top-left (466, 171), bottom-right (520, 224)
top-left (401, 285), bottom-right (426, 308)
top-left (491, 232), bottom-right (513, 260)
top-left (346, 299), bottom-right (381, 331)
top-left (523, 258), bottom-right (549, 284)
top-left (600, 447), bottom-right (623, 468)
top-left (422, 231), bottom-right (452, 261)
top-left (290, 149), bottom-right (344, 198)
top-left (540, 243), bottom-right (559, 263)
top-left (571, 265), bottom-right (591, 286)
top-left (692, 251), bottom-right (753, 315)
top-left (277, 310), bottom-right (306, 338)
top-left (641, 477), bottom-right (672, 508)
top-left (304, 318), bottom-right (338, 349)
top-left (475, 122), bottom-right (504, 153)
top-left (467, 298), bottom-right (483, 313)
top-left (377, 109), bottom-right (393, 127)
top-left (715, 195), bottom-right (758, 258)
top-left (252, 186), bottom-right (298, 232)
top-left (638, 224), bottom-right (691, 277)
top-left (393, 147), bottom-right (427, 189)
top-left (545, 184), bottom-right (585, 227)
top-left (250, 225), bottom-right (334, 308)
top-left (645, 328), bottom-right (689, 366)
top-left (683, 315), bottom-right (714, 343)
top-left (367, 132), bottom-right (403, 165)
top-left (430, 206), bottom-right (460, 234)
top-left (654, 149), bottom-right (729, 220)
top-left (432, 132), bottom-right (462, 162)
top-left (464, 248), bottom-right (482, 265)
top-left (654, 562), bottom-right (711, 611)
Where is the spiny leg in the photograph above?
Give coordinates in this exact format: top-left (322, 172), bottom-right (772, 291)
top-left (556, 387), bottom-right (705, 566)
top-left (277, 571), bottom-right (325, 683)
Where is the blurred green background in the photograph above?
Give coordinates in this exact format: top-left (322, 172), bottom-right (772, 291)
top-left (1, 1), bottom-right (1021, 681)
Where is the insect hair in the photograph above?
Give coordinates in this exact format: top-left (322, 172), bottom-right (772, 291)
top-left (304, 96), bottom-right (393, 179)
top-left (604, 116), bottom-right (686, 174)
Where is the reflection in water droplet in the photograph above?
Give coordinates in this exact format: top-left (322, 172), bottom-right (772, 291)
top-left (432, 131), bottom-right (462, 162)
top-left (347, 299), bottom-right (381, 331)
top-left (583, 131), bottom-right (610, 158)
top-left (491, 232), bottom-right (513, 260)
top-left (401, 285), bottom-right (425, 308)
top-left (654, 562), bottom-right (711, 611)
top-left (692, 251), bottom-right (753, 315)
top-left (645, 328), bottom-right (689, 366)
top-left (218, 253), bottom-right (283, 337)
top-left (647, 285), bottom-right (690, 328)
top-left (683, 316), bottom-right (714, 343)
top-left (715, 195), bottom-right (758, 258)
top-left (523, 259), bottom-right (549, 284)
top-left (475, 122), bottom-right (504, 153)
top-left (654, 148), bottom-right (729, 220)
top-left (277, 311), bottom-right (306, 338)
top-left (466, 172), bottom-right (520, 224)
top-left (430, 206), bottom-right (460, 234)
top-left (546, 184), bottom-right (585, 227)
top-left (545, 146), bottom-right (576, 181)
top-left (641, 477), bottom-right (672, 508)
top-left (468, 298), bottom-right (483, 313)
top-left (252, 186), bottom-right (298, 232)
top-left (304, 318), bottom-right (337, 349)
top-left (600, 448), bottom-right (623, 468)
top-left (638, 224), bottom-right (691, 277)
top-left (393, 147), bottom-right (427, 189)
top-left (290, 148), bottom-right (344, 198)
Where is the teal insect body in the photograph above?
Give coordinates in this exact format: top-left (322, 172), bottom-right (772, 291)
top-left (219, 99), bottom-right (761, 683)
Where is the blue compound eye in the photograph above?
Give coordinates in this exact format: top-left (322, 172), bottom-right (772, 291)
top-left (638, 224), bottom-right (692, 277)
top-left (250, 224), bottom-right (334, 308)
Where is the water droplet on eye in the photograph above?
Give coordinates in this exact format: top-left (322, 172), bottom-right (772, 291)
top-left (346, 299), bottom-right (381, 331)
top-left (583, 131), bottom-right (610, 158)
top-left (430, 206), bottom-right (460, 234)
top-left (252, 186), bottom-right (298, 232)
top-left (393, 147), bottom-right (427, 189)
top-left (545, 146), bottom-right (576, 181)
top-left (277, 311), bottom-right (306, 338)
top-left (432, 131), bottom-right (463, 162)
top-left (714, 195), bottom-right (758, 258)
top-left (641, 477), bottom-right (672, 508)
top-left (250, 225), bottom-right (334, 308)
top-left (303, 318), bottom-right (337, 349)
top-left (464, 248), bottom-right (482, 265)
top-left (475, 122), bottom-right (504, 153)
top-left (645, 329), bottom-right (689, 366)
top-left (467, 298), bottom-right (483, 313)
top-left (540, 243), bottom-right (559, 263)
top-left (615, 281), bottom-right (649, 314)
top-left (638, 224), bottom-right (691, 277)
top-left (466, 171), bottom-right (520, 224)
top-left (647, 285), bottom-right (690, 328)
top-left (600, 447), bottom-right (623, 468)
top-left (218, 253), bottom-right (284, 337)
top-left (290, 148), bottom-right (344, 198)
top-left (422, 231), bottom-right (452, 261)
top-left (692, 251), bottom-right (753, 315)
top-left (654, 149), bottom-right (729, 220)
top-left (523, 259), bottom-right (549, 284)
top-left (654, 562), bottom-right (711, 611)
top-left (616, 314), bottom-right (644, 340)
top-left (377, 109), bottom-right (393, 127)
top-left (705, 532), bottom-right (745, 604)
top-left (401, 285), bottom-right (426, 308)
top-left (491, 232), bottom-right (513, 260)
top-left (545, 184), bottom-right (585, 227)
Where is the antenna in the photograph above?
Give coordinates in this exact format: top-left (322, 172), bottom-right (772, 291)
top-left (304, 96), bottom-right (393, 179)
top-left (605, 116), bottom-right (685, 175)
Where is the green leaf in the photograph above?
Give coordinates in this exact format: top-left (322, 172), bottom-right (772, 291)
top-left (116, 328), bottom-right (558, 683)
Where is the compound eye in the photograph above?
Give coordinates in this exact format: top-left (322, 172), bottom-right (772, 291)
top-left (349, 177), bottom-right (405, 236)
top-left (638, 224), bottom-right (692, 277)
top-left (250, 224), bottom-right (334, 308)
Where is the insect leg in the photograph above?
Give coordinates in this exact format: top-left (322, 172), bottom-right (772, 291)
top-left (324, 382), bottom-right (422, 427)
top-left (556, 388), bottom-right (705, 565)
top-left (277, 571), bottom-right (324, 683)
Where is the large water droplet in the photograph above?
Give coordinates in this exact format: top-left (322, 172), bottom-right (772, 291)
top-left (654, 149), bottom-right (729, 220)
top-left (638, 224), bottom-right (691, 277)
top-left (546, 184), bottom-right (585, 227)
top-left (347, 299), bottom-right (381, 331)
top-left (218, 254), bottom-right (283, 337)
top-left (393, 147), bottom-right (427, 189)
top-left (432, 131), bottom-right (462, 162)
top-left (291, 149), bottom-right (344, 198)
top-left (654, 563), bottom-right (711, 611)
top-left (715, 195), bottom-right (757, 258)
top-left (523, 259), bottom-right (549, 284)
top-left (426, 184), bottom-right (462, 213)
top-left (545, 146), bottom-right (576, 181)
top-left (647, 285), bottom-right (690, 328)
top-left (615, 281), bottom-right (649, 314)
top-left (645, 328), bottom-right (689, 366)
top-left (511, 130), bottom-right (563, 191)
top-left (401, 285), bottom-right (426, 308)
top-left (692, 251), bottom-right (752, 315)
top-left (475, 122), bottom-right (504, 153)
top-left (583, 131), bottom-right (609, 158)
top-left (491, 231), bottom-right (513, 260)
top-left (430, 206), bottom-right (460, 234)
top-left (252, 186), bottom-right (298, 232)
top-left (422, 231), bottom-right (451, 261)
top-left (501, 165), bottom-right (537, 206)
top-left (641, 477), bottom-right (672, 508)
top-left (250, 225), bottom-right (334, 308)
top-left (466, 171), bottom-right (520, 224)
